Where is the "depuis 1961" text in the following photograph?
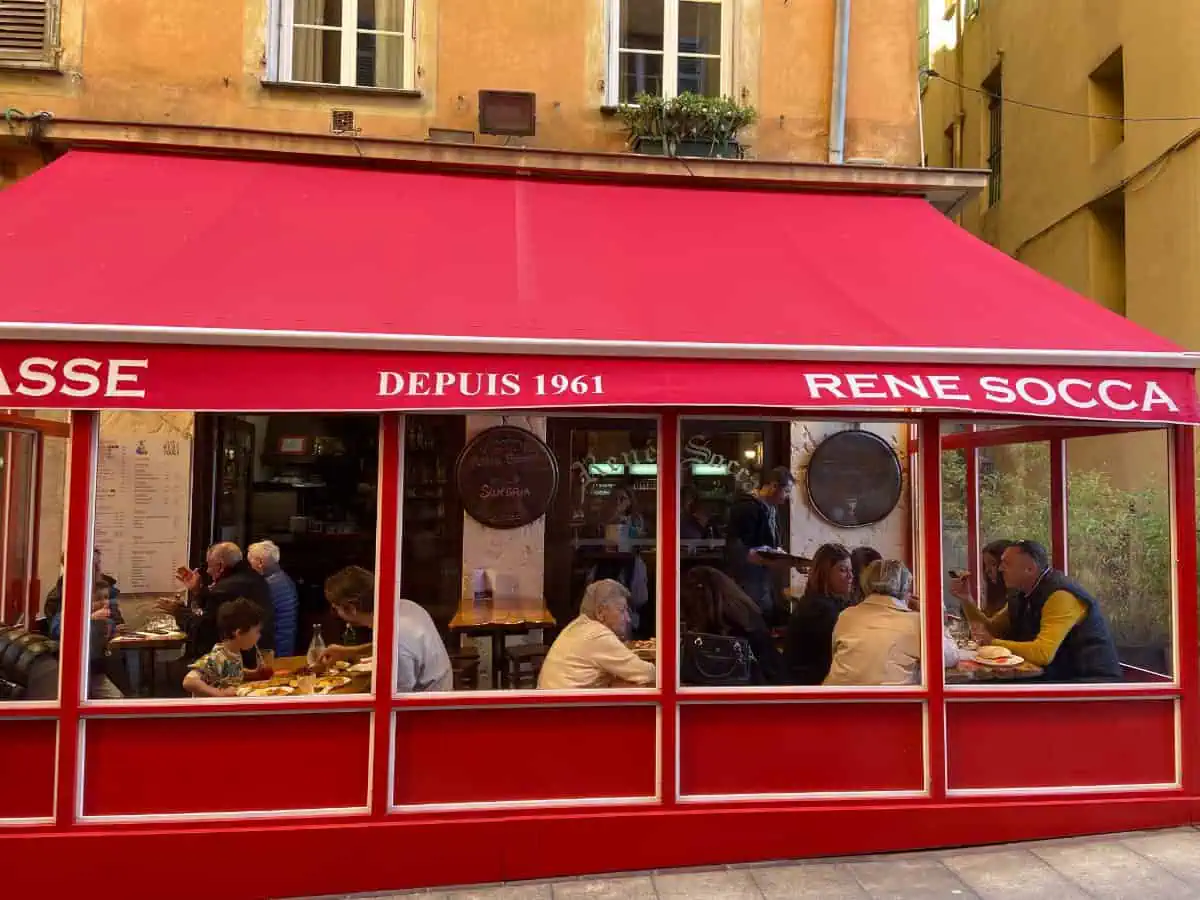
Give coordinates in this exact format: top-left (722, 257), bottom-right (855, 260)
top-left (377, 371), bottom-right (604, 398)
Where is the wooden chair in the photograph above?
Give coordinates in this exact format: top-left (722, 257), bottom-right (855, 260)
top-left (505, 643), bottom-right (547, 689)
top-left (450, 645), bottom-right (480, 691)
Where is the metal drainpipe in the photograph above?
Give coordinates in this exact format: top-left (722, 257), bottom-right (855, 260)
top-left (828, 0), bottom-right (852, 164)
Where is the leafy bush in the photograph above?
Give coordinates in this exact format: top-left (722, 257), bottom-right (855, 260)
top-left (942, 442), bottom-right (1174, 648)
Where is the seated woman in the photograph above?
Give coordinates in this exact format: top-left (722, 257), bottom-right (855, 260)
top-left (680, 566), bottom-right (784, 685)
top-left (950, 539), bottom-right (1015, 616)
top-left (783, 543), bottom-right (853, 685)
top-left (825, 559), bottom-right (960, 686)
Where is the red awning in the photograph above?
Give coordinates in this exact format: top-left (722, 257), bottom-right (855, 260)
top-left (0, 150), bottom-right (1195, 422)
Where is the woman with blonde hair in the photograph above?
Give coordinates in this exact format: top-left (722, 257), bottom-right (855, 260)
top-left (825, 559), bottom-right (959, 686)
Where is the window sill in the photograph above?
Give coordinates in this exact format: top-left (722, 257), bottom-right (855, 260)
top-left (260, 79), bottom-right (422, 100)
top-left (0, 60), bottom-right (62, 74)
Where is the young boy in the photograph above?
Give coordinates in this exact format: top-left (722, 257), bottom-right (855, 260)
top-left (183, 597), bottom-right (264, 697)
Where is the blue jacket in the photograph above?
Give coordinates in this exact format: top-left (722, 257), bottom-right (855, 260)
top-left (264, 566), bottom-right (300, 658)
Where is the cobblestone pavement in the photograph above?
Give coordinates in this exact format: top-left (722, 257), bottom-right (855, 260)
top-left (292, 826), bottom-right (1200, 899)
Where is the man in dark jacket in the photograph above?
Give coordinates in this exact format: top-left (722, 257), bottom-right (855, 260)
top-left (963, 540), bottom-right (1121, 682)
top-left (724, 466), bottom-right (796, 621)
top-left (166, 542), bottom-right (274, 668)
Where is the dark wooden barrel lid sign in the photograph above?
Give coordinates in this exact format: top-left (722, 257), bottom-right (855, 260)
top-left (805, 429), bottom-right (903, 528)
top-left (456, 426), bottom-right (558, 529)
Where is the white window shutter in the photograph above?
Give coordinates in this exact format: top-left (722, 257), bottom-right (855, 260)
top-left (0, 0), bottom-right (54, 62)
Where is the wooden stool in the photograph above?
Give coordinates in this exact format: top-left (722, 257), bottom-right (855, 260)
top-left (505, 643), bottom-right (547, 689)
top-left (450, 646), bottom-right (481, 691)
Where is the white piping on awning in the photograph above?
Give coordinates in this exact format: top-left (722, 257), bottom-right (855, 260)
top-left (0, 322), bottom-right (1197, 370)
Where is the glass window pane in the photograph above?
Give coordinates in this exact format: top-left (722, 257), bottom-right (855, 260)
top-left (1067, 430), bottom-right (1172, 679)
top-left (356, 32), bottom-right (406, 88)
top-left (292, 26), bottom-right (342, 84)
top-left (677, 55), bottom-right (721, 96)
top-left (86, 412), bottom-right (379, 701)
top-left (294, 0), bottom-right (342, 27)
top-left (678, 0), bottom-right (722, 54)
top-left (399, 414), bottom-right (659, 693)
top-left (2, 414), bottom-right (69, 703)
top-left (620, 0), bottom-right (664, 51)
top-left (620, 51), bottom-right (664, 102)
top-left (680, 417), bottom-right (920, 689)
top-left (359, 0), bottom-right (406, 33)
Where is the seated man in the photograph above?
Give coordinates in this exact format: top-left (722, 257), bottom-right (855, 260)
top-left (167, 542), bottom-right (274, 669)
top-left (321, 566), bottom-right (452, 693)
top-left (538, 579), bottom-right (655, 690)
top-left (959, 540), bottom-right (1121, 682)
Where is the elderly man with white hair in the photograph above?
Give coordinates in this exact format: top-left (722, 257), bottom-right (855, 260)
top-left (165, 541), bottom-right (275, 668)
top-left (538, 579), bottom-right (655, 690)
top-left (824, 559), bottom-right (959, 686)
top-left (248, 540), bottom-right (299, 658)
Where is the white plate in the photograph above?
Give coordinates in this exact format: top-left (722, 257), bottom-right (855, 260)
top-left (973, 654), bottom-right (1025, 668)
top-left (238, 684), bottom-right (296, 697)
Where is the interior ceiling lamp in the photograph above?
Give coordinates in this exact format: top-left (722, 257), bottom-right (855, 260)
top-left (478, 90), bottom-right (537, 137)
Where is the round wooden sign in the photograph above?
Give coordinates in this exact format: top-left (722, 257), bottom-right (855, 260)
top-left (455, 426), bottom-right (559, 529)
top-left (805, 429), bottom-right (903, 529)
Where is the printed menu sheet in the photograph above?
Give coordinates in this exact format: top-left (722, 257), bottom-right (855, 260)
top-left (94, 434), bottom-right (192, 593)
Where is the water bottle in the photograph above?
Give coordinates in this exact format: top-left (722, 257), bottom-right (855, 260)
top-left (307, 624), bottom-right (326, 668)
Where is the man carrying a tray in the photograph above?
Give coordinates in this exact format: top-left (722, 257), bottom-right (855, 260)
top-left (725, 465), bottom-right (803, 622)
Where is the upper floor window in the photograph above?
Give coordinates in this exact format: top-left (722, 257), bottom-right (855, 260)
top-left (272, 0), bottom-right (415, 91)
top-left (608, 0), bottom-right (732, 104)
top-left (0, 0), bottom-right (60, 69)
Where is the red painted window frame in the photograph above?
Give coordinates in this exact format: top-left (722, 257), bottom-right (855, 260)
top-left (1, 409), bottom-right (1193, 829)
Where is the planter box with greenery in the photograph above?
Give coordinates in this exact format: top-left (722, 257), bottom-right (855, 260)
top-left (618, 92), bottom-right (756, 159)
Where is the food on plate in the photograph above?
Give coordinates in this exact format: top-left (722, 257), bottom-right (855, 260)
top-left (628, 639), bottom-right (657, 650)
top-left (246, 685), bottom-right (295, 697)
top-left (973, 646), bottom-right (1024, 667)
top-left (976, 646), bottom-right (1013, 662)
top-left (316, 675), bottom-right (351, 691)
top-left (333, 660), bottom-right (351, 670)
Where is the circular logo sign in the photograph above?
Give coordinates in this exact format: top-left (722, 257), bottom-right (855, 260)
top-left (455, 426), bottom-right (559, 529)
top-left (805, 429), bottom-right (903, 529)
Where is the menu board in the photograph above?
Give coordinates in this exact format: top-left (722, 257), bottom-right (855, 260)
top-left (94, 434), bottom-right (192, 593)
top-left (456, 426), bottom-right (558, 529)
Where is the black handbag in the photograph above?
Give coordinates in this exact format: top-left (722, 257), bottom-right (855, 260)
top-left (680, 631), bottom-right (757, 686)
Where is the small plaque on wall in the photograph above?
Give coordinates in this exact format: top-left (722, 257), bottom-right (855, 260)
top-left (806, 429), bottom-right (903, 528)
top-left (455, 426), bottom-right (558, 529)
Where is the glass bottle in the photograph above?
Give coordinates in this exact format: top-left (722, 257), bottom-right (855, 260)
top-left (307, 624), bottom-right (326, 668)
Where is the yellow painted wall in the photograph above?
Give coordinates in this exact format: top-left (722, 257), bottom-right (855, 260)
top-left (1, 0), bottom-right (922, 166)
top-left (923, 0), bottom-right (1200, 486)
top-left (924, 0), bottom-right (1200, 350)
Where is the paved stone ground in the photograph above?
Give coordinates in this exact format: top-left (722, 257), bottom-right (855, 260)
top-left (294, 827), bottom-right (1200, 899)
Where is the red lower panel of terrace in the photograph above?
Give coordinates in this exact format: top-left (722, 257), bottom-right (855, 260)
top-left (946, 698), bottom-right (1177, 791)
top-left (82, 710), bottom-right (371, 817)
top-left (679, 701), bottom-right (926, 798)
top-left (392, 704), bottom-right (658, 806)
top-left (0, 718), bottom-right (56, 819)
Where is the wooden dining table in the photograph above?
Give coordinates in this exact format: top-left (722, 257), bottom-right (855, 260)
top-left (450, 606), bottom-right (556, 689)
top-left (108, 631), bottom-right (188, 697)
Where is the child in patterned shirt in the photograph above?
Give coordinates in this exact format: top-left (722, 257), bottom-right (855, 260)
top-left (183, 597), bottom-right (264, 697)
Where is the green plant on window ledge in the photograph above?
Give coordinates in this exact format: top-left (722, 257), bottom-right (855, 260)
top-left (617, 92), bottom-right (757, 159)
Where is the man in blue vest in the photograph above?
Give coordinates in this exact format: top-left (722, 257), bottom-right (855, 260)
top-left (964, 540), bottom-right (1121, 682)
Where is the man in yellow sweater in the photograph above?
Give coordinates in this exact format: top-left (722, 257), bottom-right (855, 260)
top-left (958, 541), bottom-right (1121, 682)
